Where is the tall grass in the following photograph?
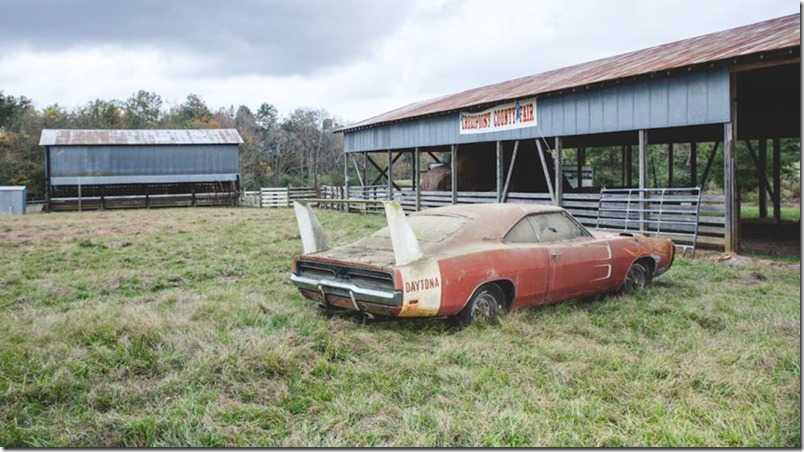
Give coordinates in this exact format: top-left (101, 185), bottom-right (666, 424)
top-left (0, 207), bottom-right (799, 447)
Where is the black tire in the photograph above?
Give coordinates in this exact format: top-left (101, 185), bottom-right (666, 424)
top-left (623, 261), bottom-right (652, 292)
top-left (449, 284), bottom-right (505, 327)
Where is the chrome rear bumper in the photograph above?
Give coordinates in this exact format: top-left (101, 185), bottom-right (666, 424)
top-left (290, 273), bottom-right (402, 307)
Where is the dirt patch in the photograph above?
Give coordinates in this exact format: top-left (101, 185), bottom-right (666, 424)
top-left (0, 209), bottom-right (203, 247)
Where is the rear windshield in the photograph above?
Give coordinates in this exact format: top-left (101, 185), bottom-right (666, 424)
top-left (369, 215), bottom-right (466, 243)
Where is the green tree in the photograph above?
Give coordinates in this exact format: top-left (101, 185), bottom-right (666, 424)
top-left (124, 90), bottom-right (163, 129)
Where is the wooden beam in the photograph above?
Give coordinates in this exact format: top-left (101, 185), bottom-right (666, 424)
top-left (744, 140), bottom-right (776, 201)
top-left (387, 149), bottom-right (393, 200)
top-left (554, 137), bottom-right (563, 207)
top-left (427, 151), bottom-right (441, 164)
top-left (368, 154), bottom-right (386, 185)
top-left (344, 152), bottom-right (350, 212)
top-left (362, 152), bottom-right (368, 188)
top-left (638, 130), bottom-right (648, 231)
top-left (414, 148), bottom-right (421, 211)
top-left (626, 144), bottom-right (633, 187)
top-left (700, 141), bottom-right (720, 189)
top-left (577, 147), bottom-right (585, 189)
top-left (690, 141), bottom-right (697, 187)
top-left (758, 139), bottom-right (767, 219)
top-left (668, 143), bottom-right (674, 187)
top-left (724, 122), bottom-right (739, 252)
top-left (496, 141), bottom-right (503, 203)
top-left (535, 139), bottom-right (554, 203)
top-left (621, 145), bottom-right (626, 186)
top-left (369, 153), bottom-right (402, 190)
top-left (773, 138), bottom-right (781, 225)
top-left (451, 144), bottom-right (458, 205)
top-left (501, 141), bottom-right (520, 202)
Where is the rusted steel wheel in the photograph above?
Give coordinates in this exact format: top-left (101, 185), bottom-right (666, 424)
top-left (624, 261), bottom-right (652, 292)
top-left (451, 284), bottom-right (504, 326)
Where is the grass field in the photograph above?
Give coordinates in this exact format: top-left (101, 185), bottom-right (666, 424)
top-left (741, 204), bottom-right (801, 222)
top-left (0, 207), bottom-right (800, 447)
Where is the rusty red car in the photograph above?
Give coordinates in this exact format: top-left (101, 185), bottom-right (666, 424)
top-left (290, 201), bottom-right (675, 325)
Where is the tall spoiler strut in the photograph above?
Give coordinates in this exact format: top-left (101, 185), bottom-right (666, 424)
top-left (292, 200), bottom-right (423, 266)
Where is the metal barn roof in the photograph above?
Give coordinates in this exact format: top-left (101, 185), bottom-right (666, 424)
top-left (340, 13), bottom-right (800, 133)
top-left (39, 129), bottom-right (244, 146)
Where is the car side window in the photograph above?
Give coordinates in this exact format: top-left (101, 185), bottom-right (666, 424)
top-left (503, 216), bottom-right (540, 244)
top-left (536, 212), bottom-right (589, 243)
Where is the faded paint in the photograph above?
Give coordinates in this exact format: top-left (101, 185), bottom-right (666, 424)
top-left (290, 203), bottom-right (675, 321)
top-left (399, 259), bottom-right (442, 316)
top-left (343, 69), bottom-right (730, 152)
top-left (293, 201), bottom-right (330, 254)
top-left (383, 201), bottom-right (423, 266)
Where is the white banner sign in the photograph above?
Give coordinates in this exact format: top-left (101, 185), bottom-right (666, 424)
top-left (459, 98), bottom-right (537, 135)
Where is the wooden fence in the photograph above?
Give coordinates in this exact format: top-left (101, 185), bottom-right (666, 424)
top-left (242, 185), bottom-right (727, 247)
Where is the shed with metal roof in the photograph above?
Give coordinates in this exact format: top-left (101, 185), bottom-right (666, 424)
top-left (41, 129), bottom-right (243, 211)
top-left (337, 13), bottom-right (800, 252)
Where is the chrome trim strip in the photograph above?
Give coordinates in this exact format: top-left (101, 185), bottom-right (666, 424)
top-left (291, 274), bottom-right (401, 306)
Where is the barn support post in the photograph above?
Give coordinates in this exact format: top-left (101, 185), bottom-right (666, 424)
top-left (387, 150), bottom-right (394, 201)
top-left (638, 130), bottom-right (648, 231)
top-left (78, 181), bottom-right (82, 212)
top-left (724, 122), bottom-right (739, 252)
top-left (554, 137), bottom-right (563, 207)
top-left (414, 147), bottom-right (421, 211)
top-left (772, 138), bottom-right (781, 225)
top-left (626, 144), bottom-right (633, 187)
top-left (758, 139), bottom-right (768, 218)
top-left (344, 152), bottom-right (350, 212)
top-left (620, 145), bottom-right (627, 186)
top-left (690, 141), bottom-right (698, 187)
top-left (502, 141), bottom-right (520, 202)
top-left (668, 143), bottom-right (674, 187)
top-left (496, 141), bottom-right (503, 203)
top-left (577, 147), bottom-right (585, 188)
top-left (362, 152), bottom-right (368, 189)
top-left (451, 144), bottom-right (458, 205)
top-left (535, 139), bottom-right (554, 203)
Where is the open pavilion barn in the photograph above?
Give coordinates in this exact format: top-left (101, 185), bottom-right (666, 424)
top-left (40, 129), bottom-right (243, 211)
top-left (337, 14), bottom-right (800, 252)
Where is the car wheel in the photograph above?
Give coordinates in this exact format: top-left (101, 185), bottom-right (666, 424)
top-left (450, 284), bottom-right (504, 327)
top-left (623, 261), bottom-right (652, 292)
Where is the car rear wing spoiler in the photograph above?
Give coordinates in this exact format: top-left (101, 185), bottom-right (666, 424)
top-left (292, 200), bottom-right (423, 266)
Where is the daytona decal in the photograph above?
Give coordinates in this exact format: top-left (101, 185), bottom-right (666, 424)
top-left (399, 260), bottom-right (442, 316)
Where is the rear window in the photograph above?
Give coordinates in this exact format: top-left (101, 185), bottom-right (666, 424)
top-left (370, 215), bottom-right (466, 243)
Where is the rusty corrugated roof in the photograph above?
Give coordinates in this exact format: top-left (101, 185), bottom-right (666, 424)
top-left (340, 13), bottom-right (800, 132)
top-left (39, 129), bottom-right (244, 146)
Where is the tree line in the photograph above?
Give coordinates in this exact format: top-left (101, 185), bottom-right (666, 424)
top-left (0, 90), bottom-right (346, 199)
top-left (0, 89), bottom-right (799, 203)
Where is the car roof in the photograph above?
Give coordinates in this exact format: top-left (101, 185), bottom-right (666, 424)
top-left (410, 203), bottom-right (566, 243)
top-left (410, 203), bottom-right (563, 220)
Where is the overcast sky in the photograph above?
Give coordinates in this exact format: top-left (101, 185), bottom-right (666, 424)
top-left (0, 0), bottom-right (797, 124)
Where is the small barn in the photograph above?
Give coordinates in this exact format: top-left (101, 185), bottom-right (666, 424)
top-left (337, 14), bottom-right (800, 252)
top-left (40, 129), bottom-right (243, 211)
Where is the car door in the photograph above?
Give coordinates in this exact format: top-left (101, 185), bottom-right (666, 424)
top-left (501, 215), bottom-right (551, 307)
top-left (535, 212), bottom-right (613, 303)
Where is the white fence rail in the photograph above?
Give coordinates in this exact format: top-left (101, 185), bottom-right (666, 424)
top-left (242, 185), bottom-right (727, 247)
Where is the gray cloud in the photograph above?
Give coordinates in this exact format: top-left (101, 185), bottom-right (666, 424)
top-left (0, 0), bottom-right (414, 76)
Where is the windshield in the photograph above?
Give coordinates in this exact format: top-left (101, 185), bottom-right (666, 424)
top-left (369, 215), bottom-right (466, 243)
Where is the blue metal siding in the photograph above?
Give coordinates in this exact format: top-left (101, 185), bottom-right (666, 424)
top-left (49, 144), bottom-right (239, 178)
top-left (344, 68), bottom-right (730, 152)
